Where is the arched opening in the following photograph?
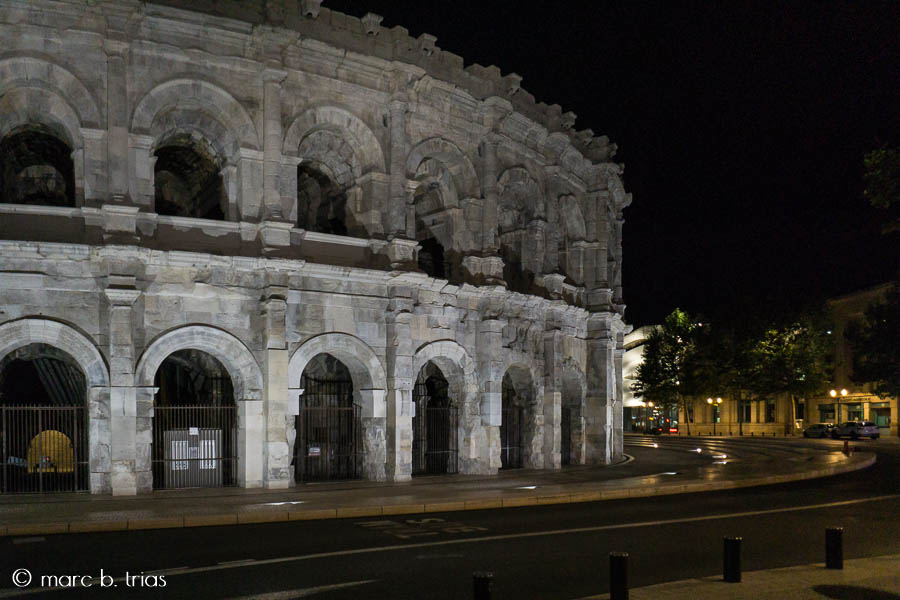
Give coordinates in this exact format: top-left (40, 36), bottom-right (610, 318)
top-left (0, 344), bottom-right (88, 493)
top-left (414, 180), bottom-right (453, 280)
top-left (296, 162), bottom-right (348, 236)
top-left (154, 134), bottom-right (225, 220)
top-left (0, 126), bottom-right (75, 207)
top-left (295, 354), bottom-right (362, 482)
top-left (151, 350), bottom-right (237, 489)
top-left (500, 371), bottom-right (527, 470)
top-left (412, 362), bottom-right (458, 476)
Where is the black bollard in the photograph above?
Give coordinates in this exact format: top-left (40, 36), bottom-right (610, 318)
top-left (609, 552), bottom-right (629, 600)
top-left (826, 527), bottom-right (843, 569)
top-left (473, 571), bottom-right (493, 600)
top-left (723, 536), bottom-right (742, 582)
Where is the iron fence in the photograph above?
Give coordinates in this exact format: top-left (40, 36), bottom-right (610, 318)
top-left (500, 405), bottom-right (524, 469)
top-left (151, 406), bottom-right (237, 489)
top-left (295, 376), bottom-right (362, 482)
top-left (1, 406), bottom-right (88, 493)
top-left (412, 381), bottom-right (459, 475)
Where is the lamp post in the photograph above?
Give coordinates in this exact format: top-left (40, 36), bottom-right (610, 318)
top-left (707, 397), bottom-right (723, 435)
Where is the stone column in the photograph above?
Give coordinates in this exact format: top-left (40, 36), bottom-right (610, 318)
top-left (478, 318), bottom-right (505, 472)
top-left (263, 290), bottom-right (291, 488)
top-left (262, 68), bottom-right (287, 221)
top-left (104, 287), bottom-right (142, 495)
top-left (104, 39), bottom-right (129, 204)
top-left (584, 314), bottom-right (616, 465)
top-left (385, 284), bottom-right (414, 481)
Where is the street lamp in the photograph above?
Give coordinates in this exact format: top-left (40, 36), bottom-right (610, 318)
top-left (707, 397), bottom-right (723, 435)
top-left (829, 389), bottom-right (849, 422)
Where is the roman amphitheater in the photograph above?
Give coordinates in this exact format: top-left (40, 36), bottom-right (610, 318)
top-left (0, 0), bottom-right (631, 495)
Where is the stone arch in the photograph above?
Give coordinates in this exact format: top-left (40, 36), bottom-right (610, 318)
top-left (131, 79), bottom-right (260, 151)
top-left (135, 326), bottom-right (262, 401)
top-left (412, 340), bottom-right (486, 474)
top-left (0, 318), bottom-right (110, 493)
top-left (501, 362), bottom-right (543, 469)
top-left (289, 333), bottom-right (386, 397)
top-left (412, 340), bottom-right (478, 400)
top-left (498, 166), bottom-right (544, 221)
top-left (0, 319), bottom-right (108, 388)
top-left (283, 105), bottom-right (385, 173)
top-left (289, 333), bottom-right (387, 481)
top-left (0, 57), bottom-right (102, 129)
top-left (406, 137), bottom-right (479, 199)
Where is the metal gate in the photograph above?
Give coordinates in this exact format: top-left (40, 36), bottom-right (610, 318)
top-left (295, 375), bottom-right (361, 482)
top-left (500, 404), bottom-right (524, 470)
top-left (1, 406), bottom-right (89, 493)
top-left (560, 406), bottom-right (572, 466)
top-left (152, 405), bottom-right (237, 489)
top-left (412, 381), bottom-right (458, 476)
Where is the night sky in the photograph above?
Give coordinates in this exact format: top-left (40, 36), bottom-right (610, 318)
top-left (326, 0), bottom-right (900, 326)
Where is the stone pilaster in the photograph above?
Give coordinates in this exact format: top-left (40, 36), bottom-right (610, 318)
top-left (385, 284), bottom-right (414, 481)
top-left (104, 286), bottom-right (142, 495)
top-left (238, 400), bottom-right (265, 488)
top-left (388, 97), bottom-right (409, 240)
top-left (262, 289), bottom-right (291, 488)
top-left (358, 389), bottom-right (387, 481)
top-left (481, 136), bottom-right (500, 254)
top-left (478, 318), bottom-right (505, 472)
top-left (612, 213), bottom-right (625, 309)
top-left (104, 39), bottom-right (129, 204)
top-left (584, 314), bottom-right (616, 465)
top-left (542, 330), bottom-right (562, 469)
top-left (262, 68), bottom-right (287, 221)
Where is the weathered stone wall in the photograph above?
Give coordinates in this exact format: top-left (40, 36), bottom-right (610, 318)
top-left (0, 0), bottom-right (631, 494)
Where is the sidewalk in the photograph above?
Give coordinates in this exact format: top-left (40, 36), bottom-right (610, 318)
top-left (0, 438), bottom-right (876, 537)
top-left (583, 554), bottom-right (900, 599)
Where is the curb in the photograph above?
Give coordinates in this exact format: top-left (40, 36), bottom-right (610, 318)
top-left (0, 453), bottom-right (876, 537)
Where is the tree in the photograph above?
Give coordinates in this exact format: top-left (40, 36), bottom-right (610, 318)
top-left (863, 146), bottom-right (900, 209)
top-left (631, 308), bottom-right (698, 434)
top-left (850, 283), bottom-right (900, 399)
top-left (748, 314), bottom-right (833, 429)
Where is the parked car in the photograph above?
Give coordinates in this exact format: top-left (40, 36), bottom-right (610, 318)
top-left (803, 423), bottom-right (835, 438)
top-left (831, 421), bottom-right (880, 440)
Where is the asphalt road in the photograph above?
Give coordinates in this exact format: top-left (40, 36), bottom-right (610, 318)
top-left (2, 437), bottom-right (898, 600)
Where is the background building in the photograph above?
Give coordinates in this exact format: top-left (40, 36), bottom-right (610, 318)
top-left (0, 0), bottom-right (630, 495)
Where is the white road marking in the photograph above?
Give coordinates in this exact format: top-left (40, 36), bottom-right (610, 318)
top-left (11, 537), bottom-right (45, 545)
top-left (222, 580), bottom-right (378, 599)
top-left (2, 493), bottom-right (897, 597)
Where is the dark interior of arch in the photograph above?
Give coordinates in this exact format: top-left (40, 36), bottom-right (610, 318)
top-left (0, 344), bottom-right (85, 407)
top-left (500, 241), bottom-right (536, 295)
top-left (296, 163), bottom-right (348, 236)
top-left (300, 353), bottom-right (353, 408)
top-left (417, 236), bottom-right (448, 279)
top-left (154, 135), bottom-right (225, 220)
top-left (154, 349), bottom-right (234, 406)
top-left (417, 362), bottom-right (450, 408)
top-left (0, 127), bottom-right (75, 207)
